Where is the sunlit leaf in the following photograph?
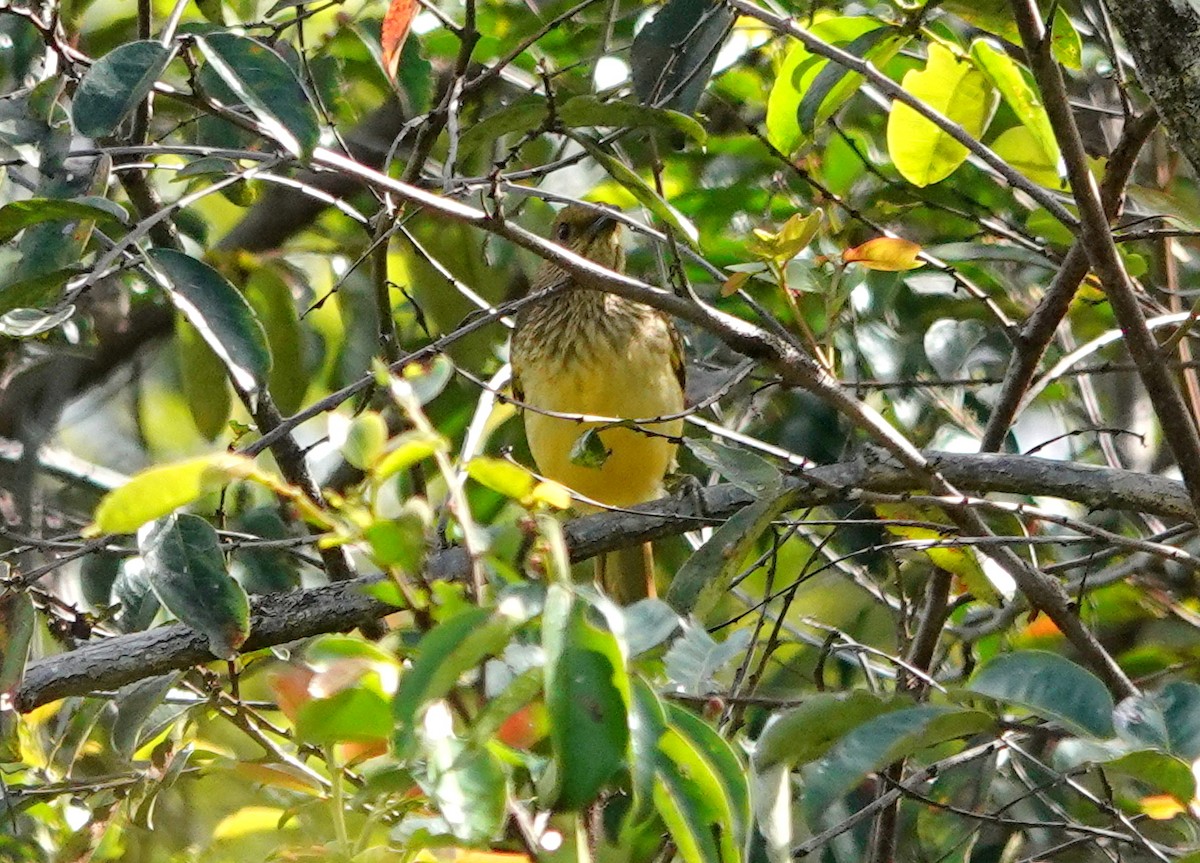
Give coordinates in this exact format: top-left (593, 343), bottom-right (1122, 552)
top-left (381, 0), bottom-right (419, 81)
top-left (887, 43), bottom-right (999, 186)
top-left (842, 236), bottom-right (924, 271)
top-left (88, 453), bottom-right (260, 535)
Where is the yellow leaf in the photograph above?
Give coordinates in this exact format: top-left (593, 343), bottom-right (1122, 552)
top-left (721, 270), bottom-right (753, 297)
top-left (1141, 794), bottom-right (1187, 820)
top-left (212, 805), bottom-right (293, 840)
top-left (530, 480), bottom-right (572, 510)
top-left (843, 237), bottom-right (923, 271)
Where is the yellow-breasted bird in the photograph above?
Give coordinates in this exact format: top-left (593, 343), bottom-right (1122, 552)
top-left (511, 205), bottom-right (685, 604)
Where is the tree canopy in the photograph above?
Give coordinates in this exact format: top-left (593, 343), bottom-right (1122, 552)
top-left (4, 0), bottom-right (1200, 861)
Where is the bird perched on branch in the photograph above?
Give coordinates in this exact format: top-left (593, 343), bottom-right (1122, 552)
top-left (511, 205), bottom-right (685, 604)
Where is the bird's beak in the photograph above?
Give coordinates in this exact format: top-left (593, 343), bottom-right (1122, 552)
top-left (585, 212), bottom-right (619, 239)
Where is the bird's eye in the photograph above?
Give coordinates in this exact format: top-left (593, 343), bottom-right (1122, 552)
top-left (556, 223), bottom-right (571, 241)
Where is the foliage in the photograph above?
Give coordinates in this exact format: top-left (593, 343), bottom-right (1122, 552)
top-left (3, 0), bottom-right (1200, 862)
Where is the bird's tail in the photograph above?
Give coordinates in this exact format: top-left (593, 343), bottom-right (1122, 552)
top-left (596, 542), bottom-right (657, 605)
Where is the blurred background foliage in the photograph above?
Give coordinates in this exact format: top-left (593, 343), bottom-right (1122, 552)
top-left (3, 0), bottom-right (1200, 861)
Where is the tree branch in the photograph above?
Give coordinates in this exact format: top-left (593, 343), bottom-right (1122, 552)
top-left (14, 449), bottom-right (1185, 711)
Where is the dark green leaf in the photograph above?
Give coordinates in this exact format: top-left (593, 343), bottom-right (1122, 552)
top-left (543, 585), bottom-right (631, 809)
top-left (244, 266), bottom-right (306, 414)
top-left (559, 96), bottom-right (706, 145)
top-left (631, 0), bottom-right (734, 115)
top-left (111, 674), bottom-right (181, 759)
top-left (666, 489), bottom-right (791, 616)
top-left (629, 677), bottom-right (669, 821)
top-left (146, 248), bottom-right (272, 396)
top-left (806, 705), bottom-right (994, 810)
top-left (967, 650), bottom-right (1115, 738)
top-left (0, 588), bottom-right (35, 695)
top-left (797, 27), bottom-right (904, 136)
top-left (139, 513), bottom-right (251, 658)
top-left (0, 196), bottom-right (127, 243)
top-left (72, 41), bottom-right (173, 137)
top-left (233, 506), bottom-right (299, 594)
top-left (1115, 683), bottom-right (1200, 759)
top-left (755, 691), bottom-right (896, 769)
top-left (569, 427), bottom-right (612, 469)
top-left (195, 34), bottom-right (320, 158)
top-left (113, 561), bottom-right (161, 633)
top-left (685, 439), bottom-right (782, 494)
top-left (654, 716), bottom-right (741, 863)
top-left (176, 314), bottom-right (232, 440)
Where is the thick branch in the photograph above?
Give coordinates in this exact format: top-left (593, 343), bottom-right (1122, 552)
top-left (1012, 0), bottom-right (1200, 517)
top-left (980, 109), bottom-right (1159, 452)
top-left (14, 450), bottom-right (1185, 711)
top-left (1104, 0), bottom-right (1200, 178)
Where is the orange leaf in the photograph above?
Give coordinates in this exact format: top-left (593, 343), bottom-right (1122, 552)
top-left (382, 0), bottom-right (419, 81)
top-left (842, 237), bottom-right (923, 271)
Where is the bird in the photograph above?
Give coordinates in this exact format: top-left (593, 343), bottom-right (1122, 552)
top-left (510, 204), bottom-right (685, 604)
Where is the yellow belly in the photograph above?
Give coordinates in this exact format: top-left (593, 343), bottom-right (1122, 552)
top-left (519, 337), bottom-right (684, 510)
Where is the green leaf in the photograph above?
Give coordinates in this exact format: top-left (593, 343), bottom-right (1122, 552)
top-left (685, 439), bottom-right (783, 494)
top-left (244, 266), bottom-right (307, 415)
top-left (146, 248), bottom-right (272, 396)
top-left (374, 429), bottom-right (450, 482)
top-left (886, 43), bottom-right (999, 186)
top-left (991, 125), bottom-right (1063, 189)
top-left (194, 34), bottom-right (320, 158)
top-left (0, 196), bottom-right (128, 243)
top-left (654, 715), bottom-right (742, 863)
top-left (296, 685), bottom-right (393, 744)
top-left (113, 561), bottom-right (161, 633)
top-left (341, 411), bottom-right (388, 470)
top-left (466, 456), bottom-right (535, 500)
top-left (667, 704), bottom-right (750, 847)
top-left (1103, 750), bottom-right (1197, 803)
top-left (1050, 6), bottom-right (1082, 70)
top-left (797, 27), bottom-right (907, 137)
top-left (176, 314), bottom-right (232, 440)
top-left (568, 427), bottom-right (612, 469)
top-left (0, 305), bottom-right (76, 338)
top-left (457, 98), bottom-right (547, 158)
top-left (233, 506), bottom-right (299, 594)
top-left (424, 733), bottom-right (508, 843)
top-left (666, 489), bottom-right (792, 617)
top-left (139, 513), bottom-right (251, 659)
top-left (663, 625), bottom-right (751, 695)
top-left (574, 135), bottom-right (701, 250)
top-left (111, 674), bottom-right (181, 759)
top-left (72, 40), bottom-right (174, 137)
top-left (623, 598), bottom-right (681, 656)
top-left (89, 453), bottom-right (259, 535)
top-left (1114, 682), bottom-right (1200, 759)
top-left (969, 39), bottom-right (1060, 169)
top-left (630, 0), bottom-right (734, 115)
top-left (766, 17), bottom-right (879, 154)
top-left (0, 587), bottom-right (35, 696)
top-left (543, 585), bottom-right (631, 809)
top-left (629, 677), bottom-right (669, 820)
top-left (467, 667), bottom-right (543, 749)
top-left (559, 96), bottom-right (707, 145)
top-left (393, 607), bottom-right (522, 756)
top-left (967, 650), bottom-right (1115, 738)
top-left (806, 705), bottom-right (995, 810)
top-left (755, 690), bottom-right (896, 769)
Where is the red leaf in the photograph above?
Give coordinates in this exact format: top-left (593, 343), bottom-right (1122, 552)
top-left (382, 0), bottom-right (419, 81)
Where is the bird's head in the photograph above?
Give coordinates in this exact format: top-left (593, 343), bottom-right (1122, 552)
top-left (547, 204), bottom-right (625, 272)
